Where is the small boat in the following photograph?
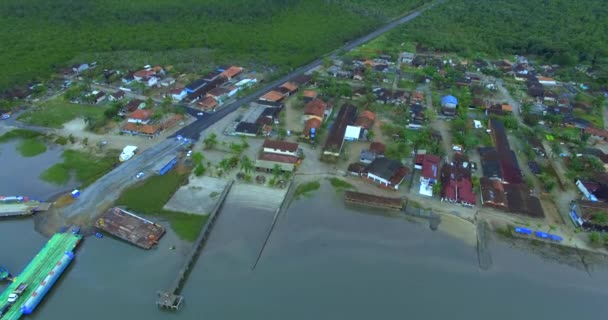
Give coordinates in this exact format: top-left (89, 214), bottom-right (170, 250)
top-left (0, 267), bottom-right (11, 281)
top-left (95, 232), bottom-right (103, 239)
top-left (72, 226), bottom-right (81, 235)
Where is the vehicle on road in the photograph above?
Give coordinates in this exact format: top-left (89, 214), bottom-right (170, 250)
top-left (197, 112), bottom-right (204, 116)
top-left (1, 112), bottom-right (11, 120)
top-left (119, 146), bottom-right (138, 162)
top-left (186, 150), bottom-right (192, 157)
top-left (135, 172), bottom-right (145, 179)
top-left (8, 293), bottom-right (18, 303)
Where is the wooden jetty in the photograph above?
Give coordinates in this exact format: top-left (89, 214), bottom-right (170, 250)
top-left (95, 207), bottom-right (165, 250)
top-left (156, 180), bottom-right (234, 311)
top-left (344, 191), bottom-right (403, 210)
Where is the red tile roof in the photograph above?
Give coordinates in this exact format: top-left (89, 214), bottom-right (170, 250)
top-left (416, 154), bottom-right (440, 180)
top-left (280, 82), bottom-right (298, 92)
top-left (304, 99), bottom-right (327, 118)
top-left (220, 66), bottom-right (243, 79)
top-left (585, 127), bottom-right (608, 138)
top-left (457, 178), bottom-right (477, 205)
top-left (263, 139), bottom-right (299, 153)
top-left (303, 118), bottom-right (321, 137)
top-left (260, 91), bottom-right (284, 102)
top-left (122, 123), bottom-right (160, 135)
top-left (355, 110), bottom-right (376, 129)
top-left (258, 152), bottom-right (299, 164)
top-left (129, 109), bottom-right (153, 120)
top-left (369, 142), bottom-right (385, 154)
top-left (133, 69), bottom-right (156, 79)
top-left (303, 90), bottom-right (318, 98)
top-left (197, 96), bottom-right (218, 110)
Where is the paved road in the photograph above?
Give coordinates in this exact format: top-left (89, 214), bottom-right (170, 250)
top-left (57, 2), bottom-right (441, 223)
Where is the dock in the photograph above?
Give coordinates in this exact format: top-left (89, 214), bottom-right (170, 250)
top-left (156, 180), bottom-right (234, 311)
top-left (0, 229), bottom-right (82, 320)
top-left (95, 207), bottom-right (165, 250)
top-left (344, 191), bottom-right (404, 210)
top-left (0, 201), bottom-right (50, 218)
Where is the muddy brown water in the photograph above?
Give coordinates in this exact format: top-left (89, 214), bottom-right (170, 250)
top-left (1, 153), bottom-right (608, 319)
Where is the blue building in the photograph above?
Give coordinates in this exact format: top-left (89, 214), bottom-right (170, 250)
top-left (441, 95), bottom-right (458, 116)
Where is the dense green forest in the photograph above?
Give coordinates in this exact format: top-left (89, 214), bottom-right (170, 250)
top-left (0, 0), bottom-right (427, 91)
top-left (392, 0), bottom-right (608, 82)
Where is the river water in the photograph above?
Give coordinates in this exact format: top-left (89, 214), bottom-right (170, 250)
top-left (1, 151), bottom-right (608, 319)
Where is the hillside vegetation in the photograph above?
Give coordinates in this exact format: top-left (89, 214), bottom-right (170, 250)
top-left (393, 0), bottom-right (608, 82)
top-left (0, 0), bottom-right (428, 91)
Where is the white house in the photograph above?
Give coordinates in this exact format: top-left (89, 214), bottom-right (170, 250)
top-left (143, 76), bottom-right (159, 87)
top-left (160, 77), bottom-right (176, 87)
top-left (262, 139), bottom-right (299, 157)
top-left (537, 76), bottom-right (557, 86)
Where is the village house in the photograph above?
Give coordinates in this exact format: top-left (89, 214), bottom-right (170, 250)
top-left (220, 66), bottom-right (243, 80)
top-left (133, 69), bottom-right (156, 81)
top-left (537, 76), bottom-right (557, 86)
top-left (72, 63), bottom-right (90, 74)
top-left (415, 153), bottom-right (440, 196)
top-left (169, 87), bottom-right (187, 101)
top-left (354, 110), bottom-right (376, 130)
top-left (302, 90), bottom-right (318, 103)
top-left (185, 77), bottom-right (208, 93)
top-left (121, 123), bottom-right (161, 137)
top-left (480, 177), bottom-right (544, 217)
top-left (323, 104), bottom-right (357, 157)
top-left (108, 90), bottom-right (125, 102)
top-left (234, 122), bottom-right (260, 137)
top-left (160, 77), bottom-right (176, 87)
top-left (254, 140), bottom-right (301, 173)
top-left (585, 127), bottom-right (608, 144)
top-left (401, 52), bottom-right (415, 64)
top-left (440, 95), bottom-right (457, 116)
top-left (302, 99), bottom-right (329, 123)
top-left (302, 118), bottom-right (321, 139)
top-left (440, 155), bottom-right (477, 207)
top-left (206, 87), bottom-right (230, 104)
top-left (143, 75), bottom-right (159, 87)
top-left (278, 82), bottom-right (298, 97)
top-left (122, 72), bottom-right (135, 85)
top-left (124, 99), bottom-right (146, 112)
top-left (197, 96), bottom-right (218, 112)
top-left (93, 91), bottom-right (107, 104)
top-left (364, 157), bottom-right (409, 190)
top-left (260, 90), bottom-right (284, 103)
top-left (127, 109), bottom-right (153, 124)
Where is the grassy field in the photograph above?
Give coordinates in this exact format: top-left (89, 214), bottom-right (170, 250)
top-left (115, 170), bottom-right (207, 241)
top-left (0, 0), bottom-right (429, 91)
top-left (329, 177), bottom-right (355, 191)
top-left (0, 129), bottom-right (44, 142)
top-left (16, 138), bottom-right (47, 157)
top-left (41, 149), bottom-right (118, 186)
top-left (294, 181), bottom-right (321, 198)
top-left (17, 98), bottom-right (106, 129)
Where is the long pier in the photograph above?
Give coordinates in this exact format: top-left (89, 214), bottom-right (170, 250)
top-left (344, 191), bottom-right (404, 210)
top-left (0, 201), bottom-right (50, 218)
top-left (0, 228), bottom-right (82, 320)
top-left (156, 180), bottom-right (234, 311)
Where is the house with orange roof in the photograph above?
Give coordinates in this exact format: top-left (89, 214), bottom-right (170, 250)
top-left (127, 109), bottom-right (153, 124)
top-left (197, 96), bottom-right (218, 112)
top-left (278, 82), bottom-right (298, 96)
top-left (220, 66), bottom-right (243, 80)
top-left (537, 76), bottom-right (557, 86)
top-left (260, 90), bottom-right (284, 103)
top-left (302, 90), bottom-right (318, 103)
top-left (355, 110), bottom-right (376, 129)
top-left (302, 118), bottom-right (321, 139)
top-left (121, 123), bottom-right (161, 137)
top-left (302, 99), bottom-right (328, 123)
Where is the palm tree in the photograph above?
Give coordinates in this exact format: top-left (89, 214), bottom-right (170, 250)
top-left (272, 164), bottom-right (281, 179)
top-left (240, 155), bottom-right (253, 174)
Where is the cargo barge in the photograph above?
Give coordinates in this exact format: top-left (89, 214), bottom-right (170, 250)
top-left (344, 191), bottom-right (404, 210)
top-left (95, 207), bottom-right (165, 249)
top-left (0, 228), bottom-right (82, 320)
top-left (0, 196), bottom-right (50, 218)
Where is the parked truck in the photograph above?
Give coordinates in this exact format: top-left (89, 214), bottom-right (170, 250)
top-left (119, 146), bottom-right (138, 162)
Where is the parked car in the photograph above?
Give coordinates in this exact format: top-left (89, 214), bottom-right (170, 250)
top-left (7, 293), bottom-right (18, 303)
top-left (135, 172), bottom-right (145, 179)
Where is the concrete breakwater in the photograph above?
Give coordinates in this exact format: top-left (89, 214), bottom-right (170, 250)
top-left (156, 180), bottom-right (234, 311)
